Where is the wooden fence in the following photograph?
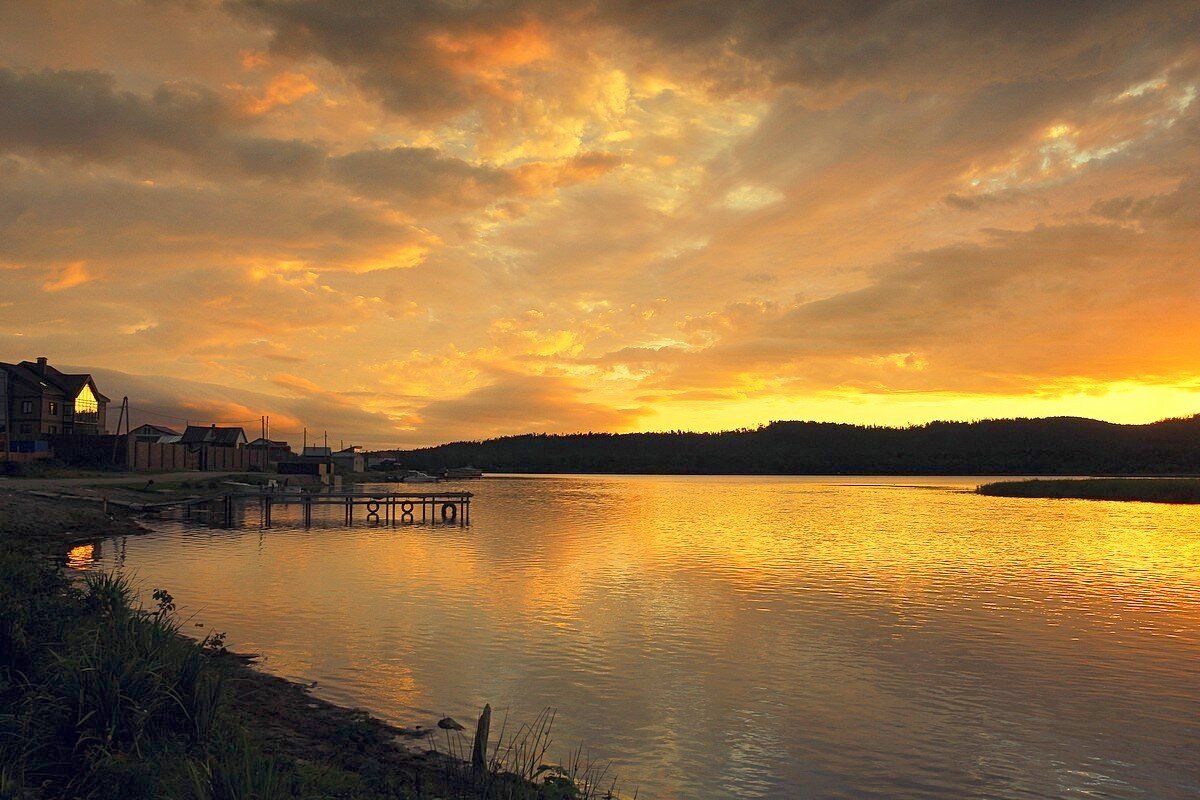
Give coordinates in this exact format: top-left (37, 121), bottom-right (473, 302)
top-left (126, 440), bottom-right (270, 472)
top-left (30, 434), bottom-right (274, 471)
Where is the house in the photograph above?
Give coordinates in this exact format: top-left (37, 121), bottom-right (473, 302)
top-left (331, 445), bottom-right (364, 473)
top-left (366, 451), bottom-right (400, 469)
top-left (181, 425), bottom-right (247, 449)
top-left (246, 437), bottom-right (293, 462)
top-left (129, 423), bottom-right (180, 444)
top-left (367, 456), bottom-right (399, 470)
top-left (301, 446), bottom-right (332, 459)
top-left (1, 357), bottom-right (110, 448)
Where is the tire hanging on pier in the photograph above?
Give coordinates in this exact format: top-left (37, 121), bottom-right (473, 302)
top-left (440, 501), bottom-right (458, 523)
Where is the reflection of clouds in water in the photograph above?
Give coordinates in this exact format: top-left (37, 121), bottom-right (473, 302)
top-left (80, 478), bottom-right (1200, 799)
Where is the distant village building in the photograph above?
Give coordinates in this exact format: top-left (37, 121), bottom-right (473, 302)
top-left (1, 357), bottom-right (110, 451)
top-left (181, 425), bottom-right (247, 449)
top-left (178, 424), bottom-right (248, 471)
top-left (129, 423), bottom-right (180, 444)
top-left (331, 446), bottom-right (364, 473)
top-left (301, 446), bottom-right (332, 459)
top-left (366, 455), bottom-right (398, 470)
top-left (246, 437), bottom-right (293, 462)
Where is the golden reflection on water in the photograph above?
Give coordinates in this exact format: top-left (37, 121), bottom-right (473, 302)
top-left (65, 542), bottom-right (96, 570)
top-left (82, 477), bottom-right (1200, 800)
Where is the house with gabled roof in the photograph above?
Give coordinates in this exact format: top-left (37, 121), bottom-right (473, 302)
top-left (1, 357), bottom-right (110, 446)
top-left (130, 423), bottom-right (181, 443)
top-left (246, 437), bottom-right (292, 462)
top-left (181, 424), bottom-right (247, 449)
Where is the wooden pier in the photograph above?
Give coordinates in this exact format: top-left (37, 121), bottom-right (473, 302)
top-left (184, 490), bottom-right (473, 529)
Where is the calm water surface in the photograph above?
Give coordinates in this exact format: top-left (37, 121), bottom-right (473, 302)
top-left (75, 476), bottom-right (1200, 799)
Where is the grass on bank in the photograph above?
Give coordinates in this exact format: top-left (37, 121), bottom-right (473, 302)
top-left (976, 477), bottom-right (1200, 504)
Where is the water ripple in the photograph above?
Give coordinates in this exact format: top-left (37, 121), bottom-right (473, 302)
top-left (80, 476), bottom-right (1200, 799)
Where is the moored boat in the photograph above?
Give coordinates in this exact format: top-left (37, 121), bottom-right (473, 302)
top-left (443, 466), bottom-right (484, 479)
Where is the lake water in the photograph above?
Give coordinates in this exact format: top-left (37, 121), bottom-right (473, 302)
top-left (74, 475), bottom-right (1200, 799)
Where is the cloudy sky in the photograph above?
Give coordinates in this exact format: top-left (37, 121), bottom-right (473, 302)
top-left (1, 1), bottom-right (1198, 447)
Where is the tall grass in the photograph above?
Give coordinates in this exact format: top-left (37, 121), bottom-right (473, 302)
top-left (0, 558), bottom-right (287, 799)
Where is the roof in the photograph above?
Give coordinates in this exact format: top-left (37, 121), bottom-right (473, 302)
top-left (131, 423), bottom-right (180, 436)
top-left (301, 446), bottom-right (332, 457)
top-left (247, 438), bottom-right (290, 448)
top-left (181, 425), bottom-right (247, 446)
top-left (0, 362), bottom-right (65, 395)
top-left (15, 360), bottom-right (111, 403)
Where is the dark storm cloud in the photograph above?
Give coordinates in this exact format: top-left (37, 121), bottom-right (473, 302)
top-left (0, 66), bottom-right (328, 179)
top-left (598, 1), bottom-right (1200, 94)
top-left (1089, 178), bottom-right (1199, 223)
top-left (228, 0), bottom-right (1200, 120)
top-left (329, 146), bottom-right (517, 207)
top-left (0, 156), bottom-right (424, 266)
top-left (0, 66), bottom-right (549, 212)
top-left (229, 0), bottom-right (563, 119)
top-left (0, 67), bottom-right (228, 159)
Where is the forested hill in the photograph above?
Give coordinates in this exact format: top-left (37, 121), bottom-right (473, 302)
top-left (392, 416), bottom-right (1200, 475)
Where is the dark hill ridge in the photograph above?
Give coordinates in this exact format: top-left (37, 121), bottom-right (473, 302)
top-left (392, 415), bottom-right (1200, 475)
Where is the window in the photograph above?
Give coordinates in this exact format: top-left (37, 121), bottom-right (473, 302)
top-left (19, 423), bottom-right (31, 434)
top-left (20, 400), bottom-right (32, 414)
top-left (49, 401), bottom-right (58, 415)
top-left (74, 384), bottom-right (99, 423)
top-left (48, 425), bottom-right (56, 434)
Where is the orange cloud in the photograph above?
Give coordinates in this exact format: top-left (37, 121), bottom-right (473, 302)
top-left (271, 373), bottom-right (355, 406)
top-left (240, 50), bottom-right (270, 71)
top-left (428, 19), bottom-right (552, 75)
top-left (42, 261), bottom-right (92, 292)
top-left (513, 152), bottom-right (623, 194)
top-left (235, 72), bottom-right (318, 115)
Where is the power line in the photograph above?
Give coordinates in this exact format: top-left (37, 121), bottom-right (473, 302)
top-left (125, 404), bottom-right (264, 426)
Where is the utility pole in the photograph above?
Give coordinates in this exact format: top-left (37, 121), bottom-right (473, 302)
top-left (303, 426), bottom-right (307, 452)
top-left (1, 368), bottom-right (10, 464)
top-left (110, 396), bottom-right (129, 465)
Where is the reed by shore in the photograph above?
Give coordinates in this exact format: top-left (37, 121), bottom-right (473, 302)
top-left (976, 477), bottom-right (1200, 504)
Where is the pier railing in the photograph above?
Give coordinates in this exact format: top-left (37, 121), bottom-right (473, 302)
top-left (184, 490), bottom-right (473, 528)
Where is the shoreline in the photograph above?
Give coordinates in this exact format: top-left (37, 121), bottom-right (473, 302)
top-left (976, 477), bottom-right (1200, 504)
top-left (0, 486), bottom-right (607, 799)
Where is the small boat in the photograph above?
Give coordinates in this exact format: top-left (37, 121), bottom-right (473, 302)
top-left (402, 471), bottom-right (440, 483)
top-left (443, 466), bottom-right (483, 479)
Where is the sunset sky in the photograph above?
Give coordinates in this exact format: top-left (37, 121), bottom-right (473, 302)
top-left (2, 1), bottom-right (1198, 447)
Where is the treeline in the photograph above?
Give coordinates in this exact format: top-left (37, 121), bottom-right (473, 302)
top-left (392, 415), bottom-right (1200, 475)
